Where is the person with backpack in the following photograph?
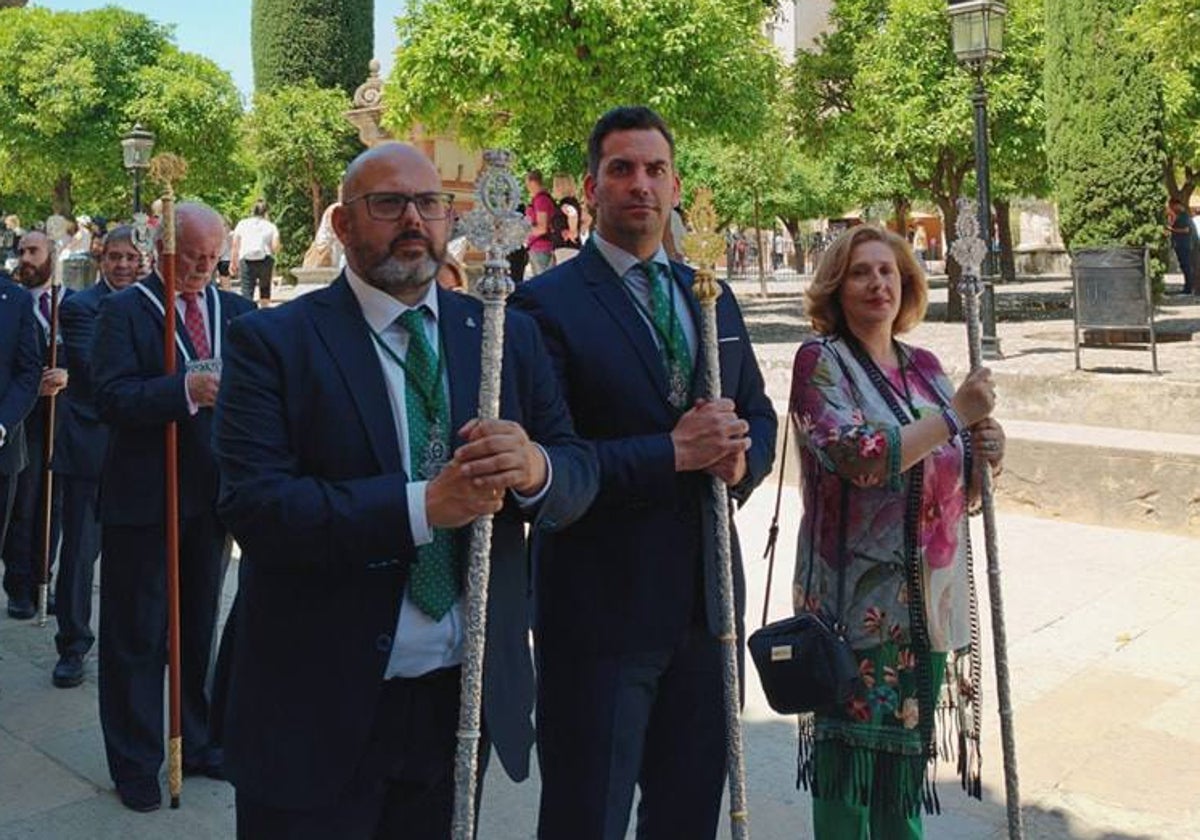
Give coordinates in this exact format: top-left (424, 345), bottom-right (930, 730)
top-left (524, 171), bottom-right (557, 277)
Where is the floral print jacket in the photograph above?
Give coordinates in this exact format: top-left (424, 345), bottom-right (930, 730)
top-left (790, 337), bottom-right (973, 656)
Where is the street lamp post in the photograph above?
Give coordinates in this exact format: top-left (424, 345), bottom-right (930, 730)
top-left (121, 124), bottom-right (155, 215)
top-left (948, 0), bottom-right (1004, 358)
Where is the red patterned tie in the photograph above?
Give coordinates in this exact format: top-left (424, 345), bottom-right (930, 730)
top-left (181, 292), bottom-right (211, 359)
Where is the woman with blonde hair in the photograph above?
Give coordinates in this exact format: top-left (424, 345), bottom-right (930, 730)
top-left (789, 225), bottom-right (1004, 838)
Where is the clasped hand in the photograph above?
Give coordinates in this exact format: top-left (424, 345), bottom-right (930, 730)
top-left (185, 371), bottom-right (220, 408)
top-left (671, 398), bottom-right (750, 486)
top-left (425, 419), bottom-right (547, 530)
top-left (40, 367), bottom-right (68, 397)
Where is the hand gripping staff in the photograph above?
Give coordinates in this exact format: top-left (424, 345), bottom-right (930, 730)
top-left (150, 153), bottom-right (189, 809)
top-left (450, 150), bottom-right (531, 840)
top-left (35, 264), bottom-right (62, 627)
top-left (686, 189), bottom-right (750, 840)
top-left (950, 199), bottom-right (1024, 839)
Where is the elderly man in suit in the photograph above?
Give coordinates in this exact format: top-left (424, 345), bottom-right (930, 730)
top-left (509, 106), bottom-right (778, 840)
top-left (3, 230), bottom-right (70, 620)
top-left (0, 267), bottom-right (41, 618)
top-left (49, 225), bottom-right (143, 687)
top-left (215, 142), bottom-right (597, 839)
top-left (92, 204), bottom-right (255, 812)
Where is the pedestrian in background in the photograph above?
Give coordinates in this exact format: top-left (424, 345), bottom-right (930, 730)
top-left (230, 200), bottom-right (281, 306)
top-left (1166, 198), bottom-right (1193, 295)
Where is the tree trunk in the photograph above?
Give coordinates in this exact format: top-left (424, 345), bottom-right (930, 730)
top-left (1164, 157), bottom-right (1198, 207)
top-left (52, 173), bottom-right (72, 217)
top-left (936, 195), bottom-right (963, 322)
top-left (892, 195), bottom-right (910, 238)
top-left (994, 198), bottom-right (1017, 284)
top-left (753, 189), bottom-right (766, 296)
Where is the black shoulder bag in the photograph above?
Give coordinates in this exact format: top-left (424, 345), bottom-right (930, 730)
top-left (747, 413), bottom-right (861, 715)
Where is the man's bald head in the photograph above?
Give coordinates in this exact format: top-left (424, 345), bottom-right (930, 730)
top-left (334, 142), bottom-right (452, 302)
top-left (164, 202), bottom-right (226, 294)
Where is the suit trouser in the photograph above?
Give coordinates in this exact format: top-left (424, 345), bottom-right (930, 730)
top-left (536, 622), bottom-right (727, 840)
top-left (1, 436), bottom-right (61, 601)
top-left (0, 471), bottom-right (17, 584)
top-left (235, 666), bottom-right (489, 839)
top-left (98, 513), bottom-right (225, 783)
top-left (54, 475), bottom-right (101, 656)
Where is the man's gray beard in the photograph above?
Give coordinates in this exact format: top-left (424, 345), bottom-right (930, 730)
top-left (366, 254), bottom-right (442, 294)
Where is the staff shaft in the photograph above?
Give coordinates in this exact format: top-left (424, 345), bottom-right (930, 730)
top-left (696, 274), bottom-right (749, 840)
top-left (962, 285), bottom-right (1023, 839)
top-left (451, 267), bottom-right (508, 840)
top-left (36, 284), bottom-right (61, 627)
top-left (161, 195), bottom-right (184, 809)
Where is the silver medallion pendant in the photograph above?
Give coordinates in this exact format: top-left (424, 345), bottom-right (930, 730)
top-left (668, 364), bottom-right (690, 411)
top-left (424, 423), bottom-right (450, 479)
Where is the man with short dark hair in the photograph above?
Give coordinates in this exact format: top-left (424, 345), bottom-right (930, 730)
top-left (524, 170), bottom-right (556, 278)
top-left (92, 204), bottom-right (255, 812)
top-left (217, 142), bottom-right (596, 838)
top-left (49, 226), bottom-right (143, 687)
top-left (0, 258), bottom-right (40, 619)
top-left (230, 199), bottom-right (280, 305)
top-left (510, 105), bottom-right (777, 839)
top-left (3, 230), bottom-right (70, 620)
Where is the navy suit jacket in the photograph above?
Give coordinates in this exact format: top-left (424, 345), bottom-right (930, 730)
top-left (509, 241), bottom-right (777, 656)
top-left (54, 281), bottom-right (110, 479)
top-left (0, 276), bottom-right (39, 475)
top-left (92, 274), bottom-right (255, 526)
top-left (21, 285), bottom-right (75, 474)
top-left (214, 276), bottom-right (598, 809)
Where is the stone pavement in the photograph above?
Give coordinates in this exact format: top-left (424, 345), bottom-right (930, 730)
top-left (2, 492), bottom-right (1197, 839)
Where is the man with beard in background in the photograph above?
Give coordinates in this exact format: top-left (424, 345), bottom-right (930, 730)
top-left (3, 230), bottom-right (70, 620)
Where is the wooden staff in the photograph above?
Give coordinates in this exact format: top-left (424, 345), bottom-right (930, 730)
top-left (150, 153), bottom-right (188, 809)
top-left (451, 150), bottom-right (528, 839)
top-left (688, 189), bottom-right (750, 839)
top-left (950, 199), bottom-right (1024, 839)
top-left (35, 281), bottom-right (61, 627)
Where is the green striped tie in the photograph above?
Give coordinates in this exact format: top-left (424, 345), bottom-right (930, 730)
top-left (643, 261), bottom-right (693, 411)
top-left (397, 307), bottom-right (458, 620)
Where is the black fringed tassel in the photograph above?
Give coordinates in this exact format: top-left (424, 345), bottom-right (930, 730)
top-left (796, 715), bottom-right (815, 791)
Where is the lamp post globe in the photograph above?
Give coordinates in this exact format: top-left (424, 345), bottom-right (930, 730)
top-left (121, 123), bottom-right (155, 215)
top-left (947, 0), bottom-right (1006, 358)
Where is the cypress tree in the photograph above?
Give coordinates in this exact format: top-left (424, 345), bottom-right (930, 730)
top-left (1044, 0), bottom-right (1165, 252)
top-left (251, 0), bottom-right (373, 96)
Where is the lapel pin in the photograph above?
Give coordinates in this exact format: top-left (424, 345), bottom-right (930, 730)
top-left (466, 316), bottom-right (477, 328)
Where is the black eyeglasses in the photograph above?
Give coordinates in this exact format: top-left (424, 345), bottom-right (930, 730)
top-left (343, 191), bottom-right (455, 221)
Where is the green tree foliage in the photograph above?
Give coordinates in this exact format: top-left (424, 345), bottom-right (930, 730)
top-left (1126, 0), bottom-right (1200, 203)
top-left (251, 0), bottom-right (374, 96)
top-left (243, 80), bottom-right (357, 270)
top-left (1045, 0), bottom-right (1165, 253)
top-left (383, 0), bottom-right (780, 160)
top-left (0, 6), bottom-right (247, 221)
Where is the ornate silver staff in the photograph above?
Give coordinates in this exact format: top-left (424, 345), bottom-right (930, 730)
top-left (949, 199), bottom-right (1024, 839)
top-left (687, 189), bottom-right (750, 839)
top-left (451, 150), bottom-right (530, 840)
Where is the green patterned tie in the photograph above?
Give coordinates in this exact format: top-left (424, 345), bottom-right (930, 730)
top-left (643, 261), bottom-right (693, 411)
top-left (397, 307), bottom-right (458, 620)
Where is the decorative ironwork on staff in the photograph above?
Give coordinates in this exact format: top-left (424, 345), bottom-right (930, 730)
top-left (451, 149), bottom-right (529, 840)
top-left (950, 198), bottom-right (1024, 839)
top-left (687, 189), bottom-right (751, 840)
top-left (149, 152), bottom-right (189, 811)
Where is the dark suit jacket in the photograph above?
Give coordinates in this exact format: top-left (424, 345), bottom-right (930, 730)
top-left (22, 286), bottom-right (74, 472)
top-left (92, 274), bottom-right (255, 526)
top-left (54, 280), bottom-right (111, 479)
top-left (0, 277), bottom-right (41, 475)
top-left (214, 276), bottom-right (598, 810)
top-left (509, 242), bottom-right (777, 656)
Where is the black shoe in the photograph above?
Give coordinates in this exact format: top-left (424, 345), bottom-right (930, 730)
top-left (116, 777), bottom-right (161, 813)
top-left (183, 748), bottom-right (225, 780)
top-left (7, 596), bottom-right (35, 620)
top-left (52, 653), bottom-right (85, 688)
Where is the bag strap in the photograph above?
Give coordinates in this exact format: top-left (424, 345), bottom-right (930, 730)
top-left (760, 415), bottom-right (789, 628)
